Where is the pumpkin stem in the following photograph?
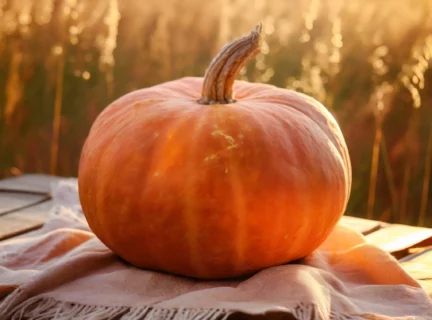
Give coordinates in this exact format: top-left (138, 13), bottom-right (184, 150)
top-left (199, 24), bottom-right (263, 105)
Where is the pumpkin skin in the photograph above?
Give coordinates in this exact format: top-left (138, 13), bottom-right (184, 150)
top-left (78, 27), bottom-right (351, 280)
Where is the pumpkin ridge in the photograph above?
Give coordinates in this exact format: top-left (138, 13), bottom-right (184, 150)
top-left (239, 107), bottom-right (296, 264)
top-left (268, 101), bottom-right (349, 206)
top-left (281, 91), bottom-right (353, 190)
top-left (256, 89), bottom-right (352, 186)
top-left (244, 99), bottom-right (350, 193)
top-left (93, 134), bottom-right (120, 248)
top-left (132, 106), bottom-right (199, 273)
top-left (83, 106), bottom-right (135, 242)
top-left (96, 109), bottom-right (141, 247)
top-left (183, 109), bottom-right (212, 277)
top-left (213, 108), bottom-right (246, 275)
top-left (234, 101), bottom-right (347, 254)
top-left (228, 103), bottom-right (304, 267)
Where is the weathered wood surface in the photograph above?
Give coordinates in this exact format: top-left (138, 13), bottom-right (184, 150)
top-left (0, 174), bottom-right (62, 240)
top-left (0, 200), bottom-right (54, 240)
top-left (0, 174), bottom-right (62, 193)
top-left (338, 215), bottom-right (385, 235)
top-left (400, 247), bottom-right (432, 294)
top-left (0, 191), bottom-right (44, 216)
top-left (366, 224), bottom-right (432, 258)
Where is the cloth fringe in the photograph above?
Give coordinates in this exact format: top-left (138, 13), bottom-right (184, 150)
top-left (0, 296), bottom-right (364, 320)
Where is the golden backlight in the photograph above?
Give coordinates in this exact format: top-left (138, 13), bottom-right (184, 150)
top-left (0, 0), bottom-right (431, 227)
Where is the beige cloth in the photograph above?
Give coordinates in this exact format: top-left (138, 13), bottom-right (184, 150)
top-left (0, 179), bottom-right (431, 320)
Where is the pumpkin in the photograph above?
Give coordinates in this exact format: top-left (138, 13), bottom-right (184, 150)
top-left (78, 25), bottom-right (352, 280)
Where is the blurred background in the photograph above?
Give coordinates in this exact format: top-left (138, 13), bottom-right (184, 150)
top-left (0, 0), bottom-right (431, 226)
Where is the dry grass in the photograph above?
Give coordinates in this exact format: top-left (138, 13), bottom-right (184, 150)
top-left (0, 0), bottom-right (432, 225)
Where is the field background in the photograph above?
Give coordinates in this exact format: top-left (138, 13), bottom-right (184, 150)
top-left (1, 0), bottom-right (432, 226)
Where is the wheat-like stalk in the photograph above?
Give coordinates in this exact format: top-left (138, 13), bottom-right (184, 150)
top-left (418, 123), bottom-right (432, 226)
top-left (399, 35), bottom-right (432, 108)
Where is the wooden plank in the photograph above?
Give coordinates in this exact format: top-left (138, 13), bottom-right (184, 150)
top-left (0, 174), bottom-right (64, 241)
top-left (0, 174), bottom-right (62, 216)
top-left (0, 174), bottom-right (63, 193)
top-left (400, 248), bottom-right (432, 297)
top-left (366, 224), bottom-right (432, 258)
top-left (0, 192), bottom-right (45, 216)
top-left (0, 200), bottom-right (53, 241)
top-left (339, 216), bottom-right (386, 235)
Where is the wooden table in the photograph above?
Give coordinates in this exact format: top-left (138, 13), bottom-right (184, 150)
top-left (1, 174), bottom-right (432, 296)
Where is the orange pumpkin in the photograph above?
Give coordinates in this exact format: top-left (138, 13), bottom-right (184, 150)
top-left (78, 25), bottom-right (351, 279)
